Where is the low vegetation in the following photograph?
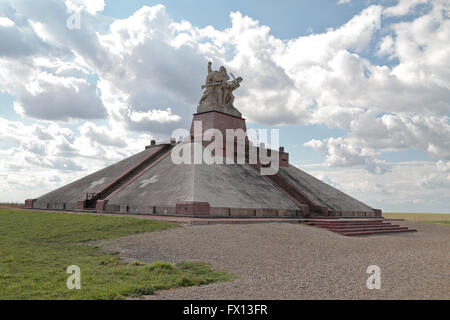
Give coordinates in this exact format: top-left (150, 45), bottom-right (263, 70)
top-left (0, 209), bottom-right (234, 299)
top-left (0, 202), bottom-right (24, 209)
top-left (384, 212), bottom-right (450, 226)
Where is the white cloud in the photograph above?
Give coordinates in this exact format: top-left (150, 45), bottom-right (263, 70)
top-left (0, 8), bottom-right (107, 121)
top-left (305, 112), bottom-right (450, 173)
top-left (419, 160), bottom-right (450, 189)
top-left (436, 160), bottom-right (450, 172)
top-left (65, 0), bottom-right (105, 15)
top-left (297, 1), bottom-right (449, 171)
top-left (303, 161), bottom-right (450, 212)
top-left (304, 136), bottom-right (392, 174)
top-left (0, 16), bottom-right (14, 27)
top-left (383, 0), bottom-right (429, 17)
top-left (4, 1), bottom-right (445, 138)
top-left (12, 72), bottom-right (106, 121)
top-left (376, 35), bottom-right (395, 57)
top-left (0, 116), bottom-right (155, 202)
top-left (78, 122), bottom-right (127, 148)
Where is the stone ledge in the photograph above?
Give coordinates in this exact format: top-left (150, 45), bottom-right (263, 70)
top-left (176, 202), bottom-right (210, 216)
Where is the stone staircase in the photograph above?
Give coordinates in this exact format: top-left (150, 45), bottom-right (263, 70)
top-left (306, 219), bottom-right (417, 236)
top-left (84, 143), bottom-right (173, 210)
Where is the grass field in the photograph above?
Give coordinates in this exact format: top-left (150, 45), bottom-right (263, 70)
top-left (0, 209), bottom-right (234, 300)
top-left (384, 212), bottom-right (450, 226)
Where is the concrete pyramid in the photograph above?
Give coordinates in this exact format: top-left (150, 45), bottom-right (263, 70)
top-left (25, 111), bottom-right (380, 218)
top-left (25, 62), bottom-right (381, 219)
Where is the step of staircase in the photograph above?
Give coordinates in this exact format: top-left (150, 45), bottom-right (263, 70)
top-left (328, 226), bottom-right (408, 233)
top-left (305, 219), bottom-right (417, 237)
top-left (306, 222), bottom-right (386, 227)
top-left (338, 229), bottom-right (417, 236)
top-left (84, 144), bottom-right (173, 210)
top-left (306, 219), bottom-right (384, 223)
top-left (312, 223), bottom-right (395, 229)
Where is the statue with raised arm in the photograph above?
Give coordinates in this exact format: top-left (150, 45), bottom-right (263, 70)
top-left (197, 61), bottom-right (243, 117)
top-left (198, 62), bottom-right (229, 107)
top-left (222, 76), bottom-right (243, 108)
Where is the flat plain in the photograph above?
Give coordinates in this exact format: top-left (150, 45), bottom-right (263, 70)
top-left (384, 212), bottom-right (450, 225)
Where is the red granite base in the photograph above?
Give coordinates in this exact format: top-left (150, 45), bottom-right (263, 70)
top-left (176, 202), bottom-right (210, 216)
top-left (77, 200), bottom-right (86, 210)
top-left (24, 199), bottom-right (37, 209)
top-left (190, 111), bottom-right (247, 138)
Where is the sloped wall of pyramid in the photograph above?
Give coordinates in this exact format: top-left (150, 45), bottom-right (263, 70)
top-left (102, 141), bottom-right (375, 215)
top-left (105, 155), bottom-right (299, 213)
top-left (33, 147), bottom-right (163, 210)
top-left (278, 166), bottom-right (373, 212)
top-left (31, 141), bottom-right (376, 217)
top-left (191, 163), bottom-right (299, 209)
top-left (104, 153), bottom-right (195, 213)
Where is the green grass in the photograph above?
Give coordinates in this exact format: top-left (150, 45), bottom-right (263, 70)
top-left (384, 212), bottom-right (450, 226)
top-left (0, 209), bottom-right (234, 300)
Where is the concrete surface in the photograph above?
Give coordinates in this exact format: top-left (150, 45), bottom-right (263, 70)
top-left (34, 148), bottom-right (160, 210)
top-left (279, 165), bottom-right (374, 212)
top-left (35, 143), bottom-right (377, 214)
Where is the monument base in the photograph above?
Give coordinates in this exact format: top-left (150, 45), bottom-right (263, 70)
top-left (190, 110), bottom-right (247, 138)
top-left (197, 103), bottom-right (242, 118)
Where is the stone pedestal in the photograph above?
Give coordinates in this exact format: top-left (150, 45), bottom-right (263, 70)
top-left (197, 104), bottom-right (242, 118)
top-left (24, 199), bottom-right (37, 209)
top-left (190, 111), bottom-right (247, 138)
top-left (176, 202), bottom-right (210, 216)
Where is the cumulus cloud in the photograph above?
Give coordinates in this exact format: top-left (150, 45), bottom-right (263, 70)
top-left (305, 112), bottom-right (450, 173)
top-left (383, 0), bottom-right (429, 17)
top-left (304, 136), bottom-right (392, 174)
top-left (65, 0), bottom-right (105, 15)
top-left (0, 16), bottom-right (14, 27)
top-left (303, 161), bottom-right (450, 212)
top-left (13, 71), bottom-right (106, 120)
top-left (0, 0), bottom-right (110, 121)
top-left (0, 17), bottom-right (47, 57)
top-left (419, 160), bottom-right (450, 189)
top-left (298, 1), bottom-right (449, 171)
top-left (3, 1), bottom-right (447, 137)
top-left (78, 122), bottom-right (127, 148)
top-left (0, 27), bottom-right (107, 120)
top-left (0, 116), bottom-right (154, 201)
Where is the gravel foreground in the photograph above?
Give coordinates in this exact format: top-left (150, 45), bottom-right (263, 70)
top-left (101, 221), bottom-right (450, 299)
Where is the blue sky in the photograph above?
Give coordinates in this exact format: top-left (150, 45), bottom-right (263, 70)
top-left (0, 0), bottom-right (449, 212)
top-left (103, 0), bottom-right (370, 38)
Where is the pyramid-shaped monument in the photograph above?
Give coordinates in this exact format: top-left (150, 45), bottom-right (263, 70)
top-left (25, 62), bottom-right (381, 219)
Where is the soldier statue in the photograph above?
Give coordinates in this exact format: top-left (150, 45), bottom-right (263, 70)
top-left (198, 62), bottom-right (243, 117)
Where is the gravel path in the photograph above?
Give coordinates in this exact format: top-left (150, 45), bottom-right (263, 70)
top-left (101, 221), bottom-right (450, 299)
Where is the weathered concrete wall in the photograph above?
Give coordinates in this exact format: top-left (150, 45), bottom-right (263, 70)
top-left (192, 163), bottom-right (299, 209)
top-left (107, 143), bottom-right (299, 211)
top-left (279, 165), bottom-right (374, 212)
top-left (106, 154), bottom-right (195, 209)
top-left (33, 141), bottom-right (377, 216)
top-left (34, 148), bottom-right (159, 209)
